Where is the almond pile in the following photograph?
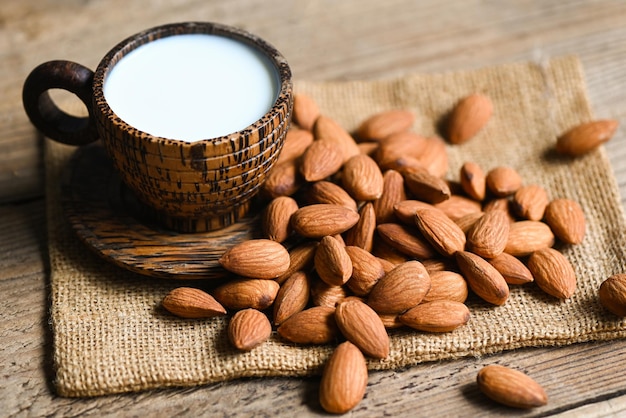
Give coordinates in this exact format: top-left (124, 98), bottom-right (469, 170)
top-left (161, 93), bottom-right (622, 413)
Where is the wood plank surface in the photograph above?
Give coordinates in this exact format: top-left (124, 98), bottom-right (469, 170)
top-left (2, 0), bottom-right (626, 416)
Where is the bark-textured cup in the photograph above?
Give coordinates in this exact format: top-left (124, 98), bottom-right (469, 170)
top-left (23, 21), bottom-right (292, 232)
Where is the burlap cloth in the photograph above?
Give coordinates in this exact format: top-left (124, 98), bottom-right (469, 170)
top-left (47, 56), bottom-right (626, 397)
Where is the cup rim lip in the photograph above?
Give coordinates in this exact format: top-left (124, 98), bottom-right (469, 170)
top-left (92, 21), bottom-right (292, 148)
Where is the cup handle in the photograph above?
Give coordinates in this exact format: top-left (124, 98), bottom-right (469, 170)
top-left (22, 60), bottom-right (98, 145)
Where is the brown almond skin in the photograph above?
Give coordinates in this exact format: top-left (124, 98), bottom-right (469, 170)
top-left (277, 127), bottom-right (314, 164)
top-left (599, 274), bottom-right (626, 317)
top-left (466, 210), bottom-right (510, 258)
top-left (415, 207), bottom-right (467, 257)
top-left (310, 279), bottom-right (349, 308)
top-left (356, 109), bottom-right (415, 141)
top-left (486, 166), bottom-right (523, 197)
top-left (319, 341), bottom-right (368, 414)
top-left (374, 169), bottom-right (406, 224)
top-left (262, 159), bottom-right (304, 198)
top-left (512, 184), bottom-right (549, 221)
top-left (376, 222), bottom-right (437, 259)
top-left (460, 161), bottom-right (487, 201)
top-left (277, 306), bottom-right (339, 344)
top-left (344, 202), bottom-right (376, 251)
top-left (455, 211), bottom-right (485, 234)
top-left (299, 138), bottom-right (344, 182)
top-left (313, 115), bottom-right (361, 163)
top-left (273, 271), bottom-right (311, 325)
top-left (399, 300), bottom-right (470, 332)
top-left (505, 221), bottom-right (555, 257)
top-left (276, 241), bottom-right (318, 285)
top-left (228, 308), bottom-right (272, 351)
top-left (456, 251), bottom-right (509, 306)
top-left (262, 196), bottom-right (299, 243)
top-left (556, 119), bottom-right (619, 156)
top-left (489, 252), bottom-right (534, 285)
top-left (527, 248), bottom-right (577, 299)
top-left (292, 94), bottom-right (320, 131)
top-left (367, 260), bottom-right (432, 314)
top-left (162, 287), bottom-right (227, 319)
top-left (291, 204), bottom-right (360, 238)
top-left (335, 298), bottom-right (390, 359)
top-left (544, 198), bottom-right (586, 245)
top-left (315, 236), bottom-right (353, 286)
top-left (393, 200), bottom-right (435, 225)
top-left (345, 246), bottom-right (386, 296)
top-left (375, 131), bottom-right (428, 168)
top-left (213, 278), bottom-right (280, 310)
top-left (434, 195), bottom-right (482, 221)
top-left (308, 180), bottom-right (358, 212)
top-left (447, 93), bottom-right (493, 144)
top-left (401, 166), bottom-right (451, 204)
top-left (342, 154), bottom-right (385, 201)
top-left (219, 239), bottom-right (290, 279)
top-left (417, 136), bottom-right (449, 178)
top-left (477, 364), bottom-right (548, 409)
top-left (423, 270), bottom-right (469, 303)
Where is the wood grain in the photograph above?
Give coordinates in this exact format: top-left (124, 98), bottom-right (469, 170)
top-left (2, 0), bottom-right (626, 416)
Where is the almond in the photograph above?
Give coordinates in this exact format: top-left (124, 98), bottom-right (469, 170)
top-left (273, 271), bottom-right (311, 325)
top-left (299, 138), bottom-right (344, 182)
top-left (556, 119), bottom-right (619, 156)
top-left (434, 195), bottom-right (482, 221)
top-left (319, 341), bottom-right (368, 414)
top-left (456, 251), bottom-right (509, 306)
top-left (262, 196), bottom-right (299, 243)
top-left (358, 141), bottom-right (379, 156)
top-left (527, 247), bottom-right (576, 299)
top-left (371, 240), bottom-right (410, 265)
top-left (423, 270), bottom-right (469, 303)
top-left (414, 207), bottom-right (467, 257)
top-left (308, 180), bottom-right (358, 212)
top-left (219, 239), bottom-right (290, 279)
top-left (446, 93), bottom-right (493, 144)
top-left (344, 202), bottom-right (376, 251)
top-left (310, 279), bottom-right (349, 308)
top-left (345, 246), bottom-right (386, 296)
top-left (277, 127), bottom-right (314, 164)
top-left (291, 204), bottom-right (360, 238)
top-left (466, 210), bottom-right (510, 258)
top-left (505, 221), bottom-right (555, 256)
top-left (313, 115), bottom-right (361, 163)
top-left (213, 278), bottom-right (280, 310)
top-left (292, 93), bottom-right (320, 131)
top-left (399, 300), bottom-right (470, 332)
top-left (315, 236), bottom-right (353, 286)
top-left (543, 198), bottom-right (585, 245)
top-left (373, 169), bottom-right (406, 224)
top-left (415, 136), bottom-right (449, 178)
top-left (262, 159), bottom-right (303, 198)
top-left (276, 241), bottom-right (318, 284)
top-left (599, 274), bottom-right (626, 317)
top-left (483, 197), bottom-right (515, 223)
top-left (356, 109), bottom-right (415, 141)
top-left (511, 184), bottom-right (549, 221)
top-left (401, 166), bottom-right (451, 204)
top-left (228, 308), bottom-right (272, 351)
top-left (277, 305), bottom-right (339, 344)
top-left (486, 166), bottom-right (523, 197)
top-left (342, 154), bottom-right (385, 201)
top-left (393, 200), bottom-right (435, 225)
top-left (162, 287), bottom-right (227, 319)
top-left (460, 161), bottom-right (486, 201)
top-left (375, 131), bottom-right (428, 168)
top-left (335, 298), bottom-right (390, 359)
top-left (455, 211), bottom-right (485, 234)
top-left (477, 364), bottom-right (548, 409)
top-left (488, 252), bottom-right (534, 285)
top-left (376, 222), bottom-right (437, 259)
top-left (367, 260), bottom-right (432, 314)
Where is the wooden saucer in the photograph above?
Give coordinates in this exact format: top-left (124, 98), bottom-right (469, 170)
top-left (60, 142), bottom-right (264, 280)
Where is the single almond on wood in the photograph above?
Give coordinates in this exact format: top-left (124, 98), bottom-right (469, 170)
top-left (505, 221), bottom-right (555, 256)
top-left (315, 236), bottom-right (353, 286)
top-left (367, 260), bottom-right (432, 314)
top-left (291, 204), bottom-right (360, 238)
top-left (447, 93), bottom-right (493, 144)
top-left (460, 161), bottom-right (487, 201)
top-left (414, 207), bottom-right (467, 257)
top-left (273, 271), bottom-right (311, 325)
top-left (277, 127), bottom-right (314, 164)
top-left (423, 270), bottom-right (469, 303)
top-left (342, 154), bottom-right (385, 201)
top-left (401, 166), bottom-right (451, 204)
top-left (456, 251), bottom-right (509, 306)
top-left (345, 246), bottom-right (386, 296)
top-left (344, 202), bottom-right (376, 251)
top-left (313, 115), bottom-right (361, 163)
top-left (373, 169), bottom-right (406, 224)
top-left (512, 184), bottom-right (549, 221)
top-left (543, 198), bottom-right (585, 245)
top-left (399, 300), bottom-right (470, 332)
top-left (477, 364), bottom-right (548, 409)
top-left (162, 287), bottom-right (227, 319)
top-left (486, 166), bottom-right (523, 197)
top-left (556, 119), bottom-right (619, 156)
top-left (277, 305), bottom-right (339, 344)
top-left (527, 247), bottom-right (576, 299)
top-left (376, 222), bottom-right (437, 259)
top-left (488, 252), bottom-right (534, 285)
top-left (213, 278), bottom-right (280, 310)
top-left (228, 308), bottom-right (272, 351)
top-left (466, 210), bottom-right (510, 258)
top-left (262, 196), bottom-right (299, 243)
top-left (292, 93), bottom-right (320, 131)
top-left (599, 274), bottom-right (626, 317)
top-left (219, 239), bottom-right (290, 279)
top-left (308, 180), bottom-right (358, 212)
top-left (299, 138), bottom-right (344, 182)
top-left (356, 109), bottom-right (415, 141)
top-left (319, 341), bottom-right (368, 414)
top-left (335, 298), bottom-right (390, 359)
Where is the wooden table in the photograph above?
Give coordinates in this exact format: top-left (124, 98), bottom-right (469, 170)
top-left (3, 1), bottom-right (626, 416)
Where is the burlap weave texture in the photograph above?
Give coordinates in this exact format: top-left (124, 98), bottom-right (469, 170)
top-left (47, 56), bottom-right (626, 397)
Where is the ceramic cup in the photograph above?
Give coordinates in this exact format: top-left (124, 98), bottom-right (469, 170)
top-left (23, 21), bottom-right (293, 232)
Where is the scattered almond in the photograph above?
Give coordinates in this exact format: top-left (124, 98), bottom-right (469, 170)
top-left (277, 127), bottom-right (314, 164)
top-left (342, 153), bottom-right (385, 201)
top-left (446, 93), bottom-right (493, 144)
top-left (367, 261), bottom-right (432, 314)
top-left (512, 184), bottom-right (549, 221)
top-left (319, 341), bottom-right (368, 414)
top-left (466, 210), bottom-right (510, 258)
top-left (345, 246), bottom-right (386, 296)
top-left (335, 298), bottom-right (390, 359)
top-left (219, 239), bottom-right (290, 279)
top-left (543, 198), bottom-right (586, 245)
top-left (423, 270), bottom-right (469, 303)
top-left (356, 109), bottom-right (415, 141)
top-left (456, 251), bottom-right (509, 306)
top-left (373, 169), bottom-right (406, 224)
top-left (162, 287), bottom-right (227, 319)
top-left (292, 94), bottom-right (321, 131)
top-left (277, 306), bottom-right (339, 344)
top-left (299, 138), bottom-right (344, 182)
top-left (477, 364), bottom-right (548, 409)
top-left (344, 202), bottom-right (377, 251)
top-left (527, 247), bottom-right (577, 299)
top-left (414, 207), bottom-right (467, 257)
top-left (308, 180), bottom-right (358, 212)
top-left (313, 115), bottom-right (361, 163)
top-left (401, 166), bottom-right (452, 204)
top-left (556, 119), bottom-right (619, 156)
top-left (291, 204), bottom-right (360, 238)
top-left (315, 236), bottom-right (353, 286)
top-left (262, 196), bottom-right (299, 243)
top-left (486, 166), bottom-right (523, 197)
top-left (460, 161), bottom-right (487, 201)
top-left (488, 252), bottom-right (534, 285)
top-left (598, 274), bottom-right (626, 317)
top-left (228, 308), bottom-right (272, 351)
top-left (399, 300), bottom-right (470, 332)
top-left (213, 278), bottom-right (280, 310)
top-left (505, 221), bottom-right (555, 256)
top-left (273, 271), bottom-right (311, 325)
top-left (376, 222), bottom-right (437, 259)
